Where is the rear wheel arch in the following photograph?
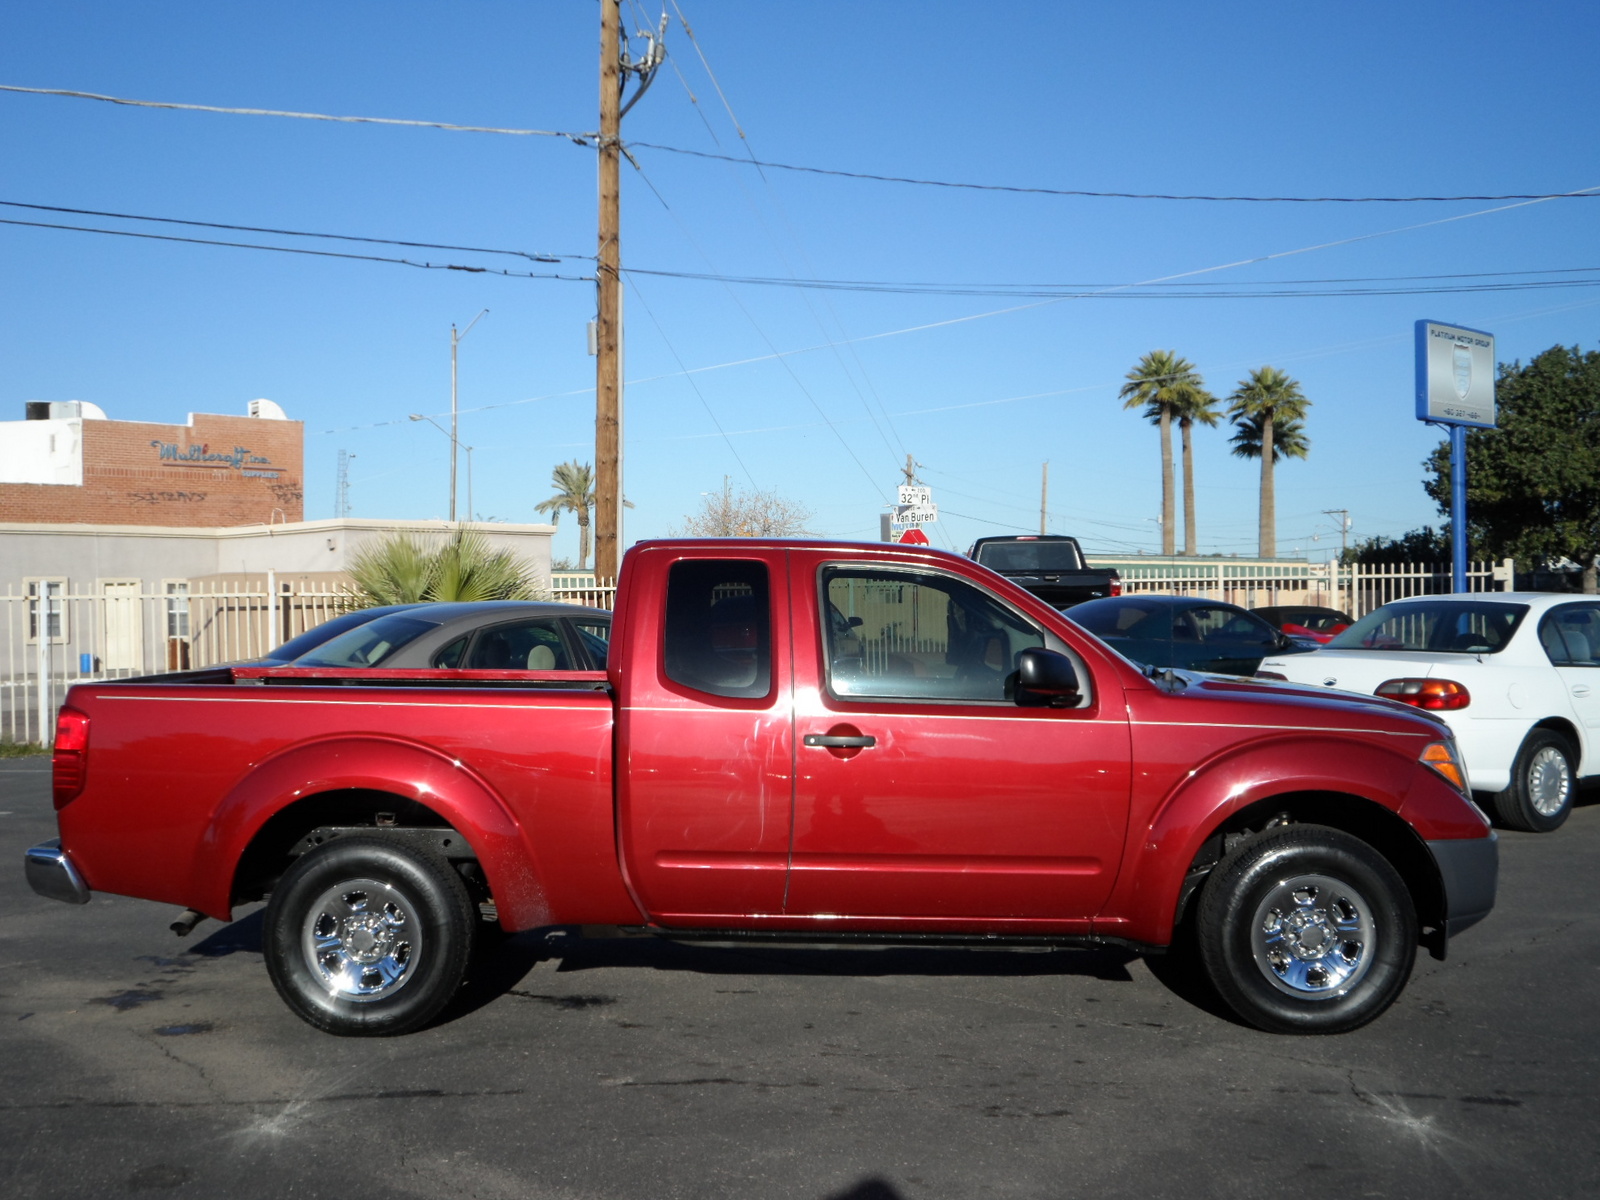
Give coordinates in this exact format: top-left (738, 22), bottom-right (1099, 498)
top-left (196, 737), bottom-right (545, 928)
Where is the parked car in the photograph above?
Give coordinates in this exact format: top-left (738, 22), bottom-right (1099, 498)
top-left (287, 600), bottom-right (613, 671)
top-left (233, 603), bottom-right (430, 667)
top-left (1254, 605), bottom-right (1353, 645)
top-left (1258, 593), bottom-right (1600, 832)
top-left (1066, 595), bottom-right (1315, 677)
top-left (26, 539), bottom-right (1494, 1037)
top-left (967, 535), bottom-right (1121, 608)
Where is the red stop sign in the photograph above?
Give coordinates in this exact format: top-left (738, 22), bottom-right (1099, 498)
top-left (896, 527), bottom-right (930, 545)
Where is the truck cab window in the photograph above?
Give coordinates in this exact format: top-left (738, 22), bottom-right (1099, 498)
top-left (664, 560), bottom-right (772, 699)
top-left (823, 567), bottom-right (1046, 702)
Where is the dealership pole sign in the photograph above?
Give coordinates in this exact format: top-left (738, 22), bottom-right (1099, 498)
top-left (1415, 320), bottom-right (1496, 593)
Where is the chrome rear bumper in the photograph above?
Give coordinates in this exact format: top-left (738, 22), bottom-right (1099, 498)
top-left (25, 839), bottom-right (91, 905)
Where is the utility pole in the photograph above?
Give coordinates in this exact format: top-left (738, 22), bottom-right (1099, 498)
top-left (901, 453), bottom-right (920, 486)
top-left (593, 2), bottom-right (665, 582)
top-left (593, 0), bottom-right (622, 580)
top-left (1039, 462), bottom-right (1049, 535)
top-left (450, 309), bottom-right (489, 524)
top-left (1322, 509), bottom-right (1351, 561)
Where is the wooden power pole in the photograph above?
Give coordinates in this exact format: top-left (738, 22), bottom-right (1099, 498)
top-left (1039, 462), bottom-right (1048, 535)
top-left (593, 0), bottom-right (623, 582)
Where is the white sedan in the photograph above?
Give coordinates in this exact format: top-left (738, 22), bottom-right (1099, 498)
top-left (1258, 593), bottom-right (1599, 832)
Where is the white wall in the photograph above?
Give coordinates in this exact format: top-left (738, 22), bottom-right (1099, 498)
top-left (0, 517), bottom-right (556, 591)
top-left (0, 419), bottom-right (83, 486)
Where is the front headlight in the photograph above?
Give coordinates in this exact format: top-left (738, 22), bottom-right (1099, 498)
top-left (1420, 739), bottom-right (1471, 795)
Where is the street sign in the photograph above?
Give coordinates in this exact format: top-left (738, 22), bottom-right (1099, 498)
top-left (894, 485), bottom-right (937, 526)
top-left (1416, 320), bottom-right (1496, 428)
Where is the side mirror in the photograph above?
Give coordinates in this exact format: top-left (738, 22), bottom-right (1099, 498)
top-left (1014, 648), bottom-right (1081, 706)
top-left (847, 615), bottom-right (864, 629)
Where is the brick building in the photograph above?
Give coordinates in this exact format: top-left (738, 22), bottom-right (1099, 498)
top-left (0, 399), bottom-right (303, 527)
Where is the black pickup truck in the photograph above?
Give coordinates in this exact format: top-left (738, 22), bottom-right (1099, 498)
top-left (967, 535), bottom-right (1121, 609)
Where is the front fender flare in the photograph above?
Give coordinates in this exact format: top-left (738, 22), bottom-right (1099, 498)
top-left (1102, 734), bottom-right (1423, 946)
top-left (190, 735), bottom-right (550, 929)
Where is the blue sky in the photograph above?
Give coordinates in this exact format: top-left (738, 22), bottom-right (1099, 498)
top-left (4, 2), bottom-right (1598, 565)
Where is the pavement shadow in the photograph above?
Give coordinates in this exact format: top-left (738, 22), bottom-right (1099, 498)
top-left (187, 908), bottom-right (265, 957)
top-left (442, 926), bottom-right (1140, 1025)
top-left (823, 1179), bottom-right (905, 1200)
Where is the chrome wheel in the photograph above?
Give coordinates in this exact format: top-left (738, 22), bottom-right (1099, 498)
top-left (1251, 873), bottom-right (1374, 999)
top-left (301, 878), bottom-right (422, 1002)
top-left (1526, 746), bottom-right (1572, 818)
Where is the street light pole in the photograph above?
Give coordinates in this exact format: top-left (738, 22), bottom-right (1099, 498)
top-left (450, 309), bottom-right (489, 523)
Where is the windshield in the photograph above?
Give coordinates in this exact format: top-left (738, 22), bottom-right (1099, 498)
top-left (1328, 601), bottom-right (1528, 654)
top-left (974, 540), bottom-right (1084, 572)
top-left (293, 615), bottom-right (440, 667)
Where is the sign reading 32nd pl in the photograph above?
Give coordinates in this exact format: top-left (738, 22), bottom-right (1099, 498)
top-left (1415, 320), bottom-right (1497, 428)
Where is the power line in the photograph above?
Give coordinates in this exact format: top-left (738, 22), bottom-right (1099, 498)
top-left (627, 141), bottom-right (1600, 204)
top-left (622, 265), bottom-right (1600, 299)
top-left (0, 83), bottom-right (594, 142)
top-left (9, 82), bottom-right (1595, 207)
top-left (0, 216), bottom-right (594, 280)
top-left (0, 199), bottom-right (587, 262)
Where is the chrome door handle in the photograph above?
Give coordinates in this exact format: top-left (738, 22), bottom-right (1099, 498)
top-left (1573, 684), bottom-right (1592, 698)
top-left (804, 733), bottom-right (876, 748)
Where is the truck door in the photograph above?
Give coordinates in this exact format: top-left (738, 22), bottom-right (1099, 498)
top-left (786, 555), bottom-right (1132, 928)
top-left (613, 550), bottom-right (794, 924)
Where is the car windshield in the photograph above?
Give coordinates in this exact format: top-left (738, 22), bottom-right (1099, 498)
top-left (293, 615), bottom-right (440, 667)
top-left (974, 540), bottom-right (1084, 572)
top-left (1328, 601), bottom-right (1528, 654)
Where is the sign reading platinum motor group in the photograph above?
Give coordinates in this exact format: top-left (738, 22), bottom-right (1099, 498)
top-left (1415, 320), bottom-right (1496, 427)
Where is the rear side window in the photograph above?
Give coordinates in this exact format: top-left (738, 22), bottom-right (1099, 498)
top-left (1540, 604), bottom-right (1600, 666)
top-left (974, 540), bottom-right (1084, 572)
top-left (663, 561), bottom-right (772, 699)
top-left (294, 615), bottom-right (439, 667)
top-left (464, 620), bottom-right (570, 670)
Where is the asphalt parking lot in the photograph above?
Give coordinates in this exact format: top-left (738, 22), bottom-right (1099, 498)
top-left (3, 755), bottom-right (1597, 1200)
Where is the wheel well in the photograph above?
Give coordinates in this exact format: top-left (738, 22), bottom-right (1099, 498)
top-left (1175, 791), bottom-right (1447, 956)
top-left (231, 789), bottom-right (467, 905)
top-left (1531, 716), bottom-right (1581, 757)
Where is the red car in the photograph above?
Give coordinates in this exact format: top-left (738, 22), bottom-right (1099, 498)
top-left (27, 540), bottom-right (1494, 1037)
top-left (1254, 605), bottom-right (1354, 644)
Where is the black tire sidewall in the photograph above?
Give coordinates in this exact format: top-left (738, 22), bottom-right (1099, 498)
top-left (1495, 730), bottom-right (1575, 833)
top-left (264, 837), bottom-right (474, 1036)
top-left (1197, 826), bottom-right (1417, 1035)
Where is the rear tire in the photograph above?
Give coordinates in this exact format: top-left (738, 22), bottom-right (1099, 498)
top-left (264, 836), bottom-right (475, 1036)
top-left (1196, 825), bottom-right (1416, 1035)
top-left (1492, 730), bottom-right (1575, 833)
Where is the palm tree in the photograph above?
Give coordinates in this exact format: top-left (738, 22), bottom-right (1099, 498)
top-left (347, 528), bottom-right (540, 605)
top-left (535, 461), bottom-right (595, 571)
top-left (1226, 367), bottom-right (1311, 558)
top-left (1170, 386), bottom-right (1222, 557)
top-left (1120, 351), bottom-right (1203, 556)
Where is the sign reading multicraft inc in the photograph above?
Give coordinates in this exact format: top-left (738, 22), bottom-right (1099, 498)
top-left (1415, 320), bottom-right (1496, 427)
top-left (150, 441), bottom-right (279, 475)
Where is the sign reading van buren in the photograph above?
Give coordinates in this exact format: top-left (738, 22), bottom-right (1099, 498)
top-left (1415, 320), bottom-right (1496, 427)
top-left (895, 484), bottom-right (938, 526)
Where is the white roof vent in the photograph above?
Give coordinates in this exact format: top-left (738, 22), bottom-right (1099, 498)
top-left (47, 400), bottom-right (108, 420)
top-left (247, 398), bottom-right (288, 420)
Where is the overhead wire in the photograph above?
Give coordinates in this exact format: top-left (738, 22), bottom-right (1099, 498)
top-left (0, 199), bottom-right (586, 262)
top-left (8, 81), bottom-right (1597, 205)
top-left (0, 216), bottom-right (594, 279)
top-left (0, 83), bottom-right (595, 142)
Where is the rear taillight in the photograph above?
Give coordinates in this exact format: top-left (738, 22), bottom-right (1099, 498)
top-left (52, 706), bottom-right (90, 810)
top-left (1109, 577), bottom-right (1122, 597)
top-left (1376, 678), bottom-right (1470, 711)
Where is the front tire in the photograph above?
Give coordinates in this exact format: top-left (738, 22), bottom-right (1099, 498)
top-left (264, 837), bottom-right (475, 1036)
top-left (1196, 825), bottom-right (1417, 1035)
top-left (1492, 729), bottom-right (1575, 833)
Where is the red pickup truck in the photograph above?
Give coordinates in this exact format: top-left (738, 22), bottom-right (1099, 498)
top-left (26, 539), bottom-right (1496, 1037)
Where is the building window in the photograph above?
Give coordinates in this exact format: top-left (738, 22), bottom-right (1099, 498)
top-left (26, 578), bottom-right (68, 644)
top-left (165, 581), bottom-right (191, 639)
